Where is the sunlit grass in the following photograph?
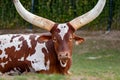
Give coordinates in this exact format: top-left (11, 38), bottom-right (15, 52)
top-left (70, 49), bottom-right (120, 80)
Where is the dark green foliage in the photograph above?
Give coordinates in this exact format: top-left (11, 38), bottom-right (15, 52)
top-left (0, 0), bottom-right (120, 30)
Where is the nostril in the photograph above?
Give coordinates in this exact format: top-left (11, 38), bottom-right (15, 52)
top-left (58, 54), bottom-right (62, 57)
top-left (58, 52), bottom-right (69, 59)
top-left (65, 53), bottom-right (68, 56)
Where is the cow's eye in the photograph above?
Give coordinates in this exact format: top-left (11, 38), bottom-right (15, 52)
top-left (69, 37), bottom-right (73, 41)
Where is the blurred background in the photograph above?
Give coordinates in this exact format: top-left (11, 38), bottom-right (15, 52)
top-left (0, 0), bottom-right (120, 30)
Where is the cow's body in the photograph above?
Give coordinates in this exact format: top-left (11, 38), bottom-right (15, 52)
top-left (0, 33), bottom-right (71, 75)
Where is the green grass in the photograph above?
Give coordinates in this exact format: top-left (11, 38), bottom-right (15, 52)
top-left (70, 49), bottom-right (120, 80)
top-left (0, 74), bottom-right (65, 80)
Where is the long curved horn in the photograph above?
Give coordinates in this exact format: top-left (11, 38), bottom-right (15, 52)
top-left (13, 0), bottom-right (55, 31)
top-left (69, 0), bottom-right (106, 30)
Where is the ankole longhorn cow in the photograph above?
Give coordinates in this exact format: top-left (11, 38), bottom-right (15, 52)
top-left (0, 0), bottom-right (106, 75)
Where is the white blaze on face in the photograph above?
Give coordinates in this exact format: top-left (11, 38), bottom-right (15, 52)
top-left (57, 23), bottom-right (69, 40)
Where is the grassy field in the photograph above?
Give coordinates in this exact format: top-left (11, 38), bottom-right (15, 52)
top-left (0, 30), bottom-right (120, 80)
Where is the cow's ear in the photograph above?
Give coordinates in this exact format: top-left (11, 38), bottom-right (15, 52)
top-left (73, 34), bottom-right (84, 45)
top-left (38, 33), bottom-right (52, 42)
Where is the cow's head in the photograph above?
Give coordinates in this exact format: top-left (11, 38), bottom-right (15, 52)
top-left (37, 23), bottom-right (84, 67)
top-left (13, 0), bottom-right (106, 67)
top-left (50, 23), bottom-right (84, 67)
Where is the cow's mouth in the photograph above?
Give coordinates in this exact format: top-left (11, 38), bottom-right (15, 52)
top-left (59, 59), bottom-right (68, 67)
top-left (57, 52), bottom-right (70, 67)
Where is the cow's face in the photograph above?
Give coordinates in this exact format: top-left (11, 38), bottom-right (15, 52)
top-left (50, 23), bottom-right (74, 67)
top-left (50, 23), bottom-right (84, 67)
top-left (39, 23), bottom-right (84, 67)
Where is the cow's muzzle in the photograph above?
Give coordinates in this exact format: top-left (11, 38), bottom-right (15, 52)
top-left (58, 52), bottom-right (71, 67)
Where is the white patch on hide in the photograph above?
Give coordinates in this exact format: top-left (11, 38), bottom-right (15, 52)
top-left (22, 35), bottom-right (32, 48)
top-left (18, 57), bottom-right (24, 61)
top-left (46, 60), bottom-right (50, 70)
top-left (57, 23), bottom-right (69, 40)
top-left (0, 34), bottom-right (22, 59)
top-left (0, 61), bottom-right (8, 68)
top-left (35, 35), bottom-right (39, 41)
top-left (0, 51), bottom-right (8, 59)
top-left (0, 34), bottom-right (35, 59)
top-left (26, 42), bottom-right (49, 71)
top-left (5, 69), bottom-right (21, 75)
